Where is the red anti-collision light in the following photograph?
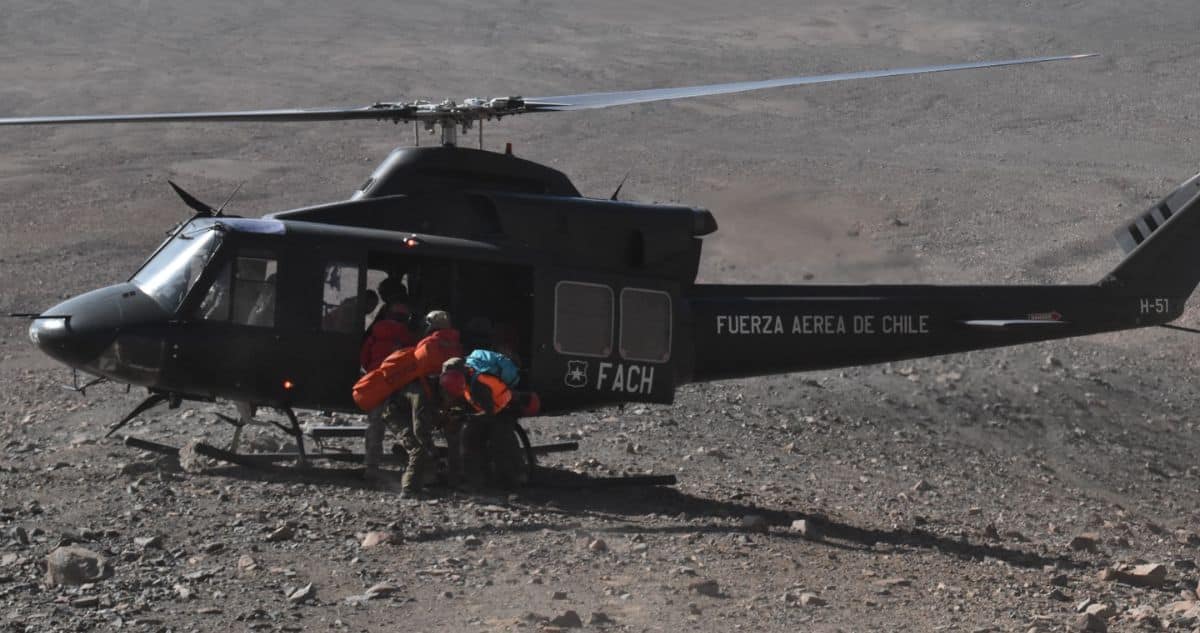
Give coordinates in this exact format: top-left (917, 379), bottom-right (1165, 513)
top-left (282, 379), bottom-right (295, 391)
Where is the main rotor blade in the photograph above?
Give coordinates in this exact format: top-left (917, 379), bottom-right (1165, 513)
top-left (0, 53), bottom-right (1094, 128)
top-left (524, 54), bottom-right (1095, 111)
top-left (0, 104), bottom-right (409, 126)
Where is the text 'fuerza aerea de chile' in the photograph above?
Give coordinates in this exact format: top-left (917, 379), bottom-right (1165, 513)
top-left (714, 314), bottom-right (930, 335)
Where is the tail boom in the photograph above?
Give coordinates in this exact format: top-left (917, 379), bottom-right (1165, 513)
top-left (687, 284), bottom-right (1176, 382)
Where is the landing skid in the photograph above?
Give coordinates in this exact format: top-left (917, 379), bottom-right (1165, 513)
top-left (121, 431), bottom-right (676, 489)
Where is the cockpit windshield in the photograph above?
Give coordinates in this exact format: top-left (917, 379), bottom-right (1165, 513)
top-left (131, 219), bottom-right (224, 313)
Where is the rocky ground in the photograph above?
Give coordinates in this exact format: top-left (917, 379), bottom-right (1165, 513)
top-left (4, 1), bottom-right (1200, 631)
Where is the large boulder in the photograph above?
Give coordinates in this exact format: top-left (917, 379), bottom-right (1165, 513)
top-left (45, 546), bottom-right (113, 586)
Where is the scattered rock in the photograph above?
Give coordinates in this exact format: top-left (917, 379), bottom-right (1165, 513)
top-left (287, 583), bottom-right (315, 603)
top-left (588, 538), bottom-right (608, 552)
top-left (361, 531), bottom-right (394, 548)
top-left (462, 535), bottom-right (483, 548)
top-left (1048, 588), bottom-right (1070, 602)
top-left (200, 541), bottom-right (224, 554)
top-left (134, 535), bottom-right (164, 549)
top-left (911, 480), bottom-right (934, 493)
top-left (588, 612), bottom-right (615, 626)
top-left (45, 546), bottom-right (113, 586)
top-left (741, 515), bottom-right (768, 533)
top-left (551, 590), bottom-right (568, 600)
top-left (178, 439), bottom-right (216, 473)
top-left (1100, 563), bottom-right (1167, 588)
top-left (266, 525), bottom-right (294, 543)
top-left (1175, 529), bottom-right (1200, 547)
top-left (798, 592), bottom-right (826, 607)
top-left (872, 577), bottom-right (912, 590)
top-left (1069, 533), bottom-right (1100, 552)
top-left (1131, 563), bottom-right (1168, 585)
top-left (1084, 603), bottom-right (1114, 619)
top-left (11, 526), bottom-right (29, 546)
top-left (1126, 605), bottom-right (1156, 624)
top-left (70, 596), bottom-right (99, 608)
top-left (237, 554), bottom-right (258, 571)
top-left (1069, 612), bottom-right (1107, 632)
top-left (174, 583), bottom-right (194, 601)
top-left (549, 610), bottom-right (583, 628)
top-left (364, 582), bottom-right (398, 599)
top-left (689, 579), bottom-right (721, 597)
top-left (790, 519), bottom-right (820, 539)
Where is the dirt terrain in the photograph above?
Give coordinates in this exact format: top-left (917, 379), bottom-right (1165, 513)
top-left (4, 1), bottom-right (1200, 631)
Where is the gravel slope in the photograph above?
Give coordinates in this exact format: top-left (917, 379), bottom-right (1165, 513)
top-left (3, 2), bottom-right (1200, 631)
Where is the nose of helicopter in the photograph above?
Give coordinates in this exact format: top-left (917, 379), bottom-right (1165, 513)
top-left (28, 283), bottom-right (167, 367)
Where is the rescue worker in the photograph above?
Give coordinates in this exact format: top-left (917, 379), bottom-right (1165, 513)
top-left (362, 278), bottom-right (415, 368)
top-left (383, 310), bottom-right (462, 496)
top-left (440, 357), bottom-right (539, 490)
top-left (356, 310), bottom-right (460, 491)
top-left (358, 282), bottom-right (417, 482)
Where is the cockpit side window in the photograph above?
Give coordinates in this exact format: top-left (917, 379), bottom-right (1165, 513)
top-left (196, 252), bottom-right (278, 327)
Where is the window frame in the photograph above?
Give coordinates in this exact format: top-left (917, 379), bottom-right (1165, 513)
top-left (319, 260), bottom-right (365, 334)
top-left (552, 280), bottom-right (615, 358)
top-left (191, 249), bottom-right (278, 328)
top-left (232, 253), bottom-right (279, 328)
top-left (618, 287), bottom-right (673, 363)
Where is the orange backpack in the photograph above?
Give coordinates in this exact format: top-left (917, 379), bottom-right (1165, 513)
top-left (352, 346), bottom-right (421, 411)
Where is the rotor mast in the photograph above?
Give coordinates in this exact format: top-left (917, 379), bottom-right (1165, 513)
top-left (403, 97), bottom-right (527, 147)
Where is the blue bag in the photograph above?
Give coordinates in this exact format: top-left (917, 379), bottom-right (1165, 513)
top-left (465, 349), bottom-right (521, 387)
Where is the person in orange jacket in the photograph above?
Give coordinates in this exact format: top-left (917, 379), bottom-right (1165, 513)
top-left (359, 310), bottom-right (462, 494)
top-left (388, 310), bottom-right (460, 495)
top-left (358, 280), bottom-right (416, 478)
top-left (439, 357), bottom-right (540, 490)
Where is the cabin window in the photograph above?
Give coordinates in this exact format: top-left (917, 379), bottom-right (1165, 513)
top-left (197, 253), bottom-right (278, 327)
top-left (321, 262), bottom-right (366, 333)
top-left (553, 281), bottom-right (613, 357)
top-left (619, 288), bottom-right (672, 362)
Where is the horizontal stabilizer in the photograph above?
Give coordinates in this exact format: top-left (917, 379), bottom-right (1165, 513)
top-left (1113, 172), bottom-right (1200, 254)
top-left (1104, 170), bottom-right (1200, 298)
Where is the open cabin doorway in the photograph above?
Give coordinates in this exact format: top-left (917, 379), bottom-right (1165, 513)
top-left (364, 251), bottom-right (535, 380)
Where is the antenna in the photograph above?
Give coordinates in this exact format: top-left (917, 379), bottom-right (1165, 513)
top-left (215, 182), bottom-right (245, 216)
top-left (610, 172), bottom-right (631, 201)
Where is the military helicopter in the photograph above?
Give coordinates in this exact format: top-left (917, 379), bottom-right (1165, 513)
top-left (14, 51), bottom-right (1188, 473)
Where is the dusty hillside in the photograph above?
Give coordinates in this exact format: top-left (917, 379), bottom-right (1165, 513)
top-left (3, 1), bottom-right (1200, 631)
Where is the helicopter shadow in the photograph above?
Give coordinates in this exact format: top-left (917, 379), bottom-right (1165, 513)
top-left (455, 469), bottom-right (1095, 572)
top-left (188, 460), bottom-right (1089, 572)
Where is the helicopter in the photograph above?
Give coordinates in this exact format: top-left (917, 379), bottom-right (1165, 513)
top-left (11, 51), bottom-right (1189, 474)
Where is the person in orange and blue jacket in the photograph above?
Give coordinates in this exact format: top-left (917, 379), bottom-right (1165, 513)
top-left (438, 356), bottom-right (540, 490)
